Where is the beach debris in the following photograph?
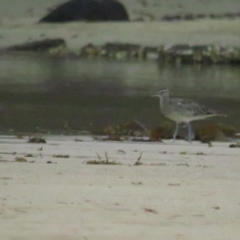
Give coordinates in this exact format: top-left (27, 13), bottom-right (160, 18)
top-left (74, 138), bottom-right (83, 142)
top-left (158, 151), bottom-right (167, 154)
top-left (53, 155), bottom-right (70, 158)
top-left (149, 122), bottom-right (174, 141)
top-left (134, 152), bottom-right (143, 166)
top-left (131, 181), bottom-right (143, 185)
top-left (161, 12), bottom-right (240, 22)
top-left (86, 152), bottom-right (121, 165)
top-left (117, 150), bottom-right (126, 155)
top-left (28, 136), bottom-right (46, 144)
top-left (98, 120), bottom-right (148, 141)
top-left (101, 136), bottom-right (123, 141)
top-left (15, 134), bottom-right (24, 139)
top-left (176, 163), bottom-right (189, 167)
top-left (168, 183), bottom-right (181, 186)
top-left (196, 152), bottom-right (205, 155)
top-left (180, 151), bottom-right (187, 155)
top-left (229, 141), bottom-right (240, 148)
top-left (85, 159), bottom-right (120, 165)
top-left (195, 123), bottom-right (236, 142)
top-left (101, 120), bottom-right (148, 138)
top-left (15, 157), bottom-right (27, 163)
top-left (213, 206), bottom-right (220, 210)
top-left (196, 165), bottom-right (209, 168)
top-left (131, 137), bottom-right (152, 142)
top-left (24, 154), bottom-right (34, 157)
top-left (144, 208), bottom-right (158, 214)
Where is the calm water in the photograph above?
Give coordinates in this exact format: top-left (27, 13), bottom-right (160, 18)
top-left (0, 52), bottom-right (240, 134)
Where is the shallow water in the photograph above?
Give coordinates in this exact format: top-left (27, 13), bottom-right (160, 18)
top-left (0, 52), bottom-right (240, 134)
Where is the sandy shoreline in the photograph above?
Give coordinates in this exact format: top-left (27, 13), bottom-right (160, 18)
top-left (1, 135), bottom-right (240, 239)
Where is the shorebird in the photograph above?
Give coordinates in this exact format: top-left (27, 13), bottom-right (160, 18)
top-left (151, 89), bottom-right (223, 142)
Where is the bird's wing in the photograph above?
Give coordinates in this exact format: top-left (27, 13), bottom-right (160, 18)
top-left (169, 98), bottom-right (218, 117)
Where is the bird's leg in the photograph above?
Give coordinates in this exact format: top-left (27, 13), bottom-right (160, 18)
top-left (172, 123), bottom-right (179, 142)
top-left (187, 122), bottom-right (192, 143)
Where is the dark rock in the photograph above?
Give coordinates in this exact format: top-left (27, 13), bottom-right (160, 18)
top-left (209, 14), bottom-right (222, 19)
top-left (141, 46), bottom-right (159, 60)
top-left (161, 45), bottom-right (192, 63)
top-left (182, 14), bottom-right (195, 20)
top-left (102, 42), bottom-right (141, 57)
top-left (162, 14), bottom-right (181, 21)
top-left (39, 0), bottom-right (129, 23)
top-left (6, 38), bottom-right (66, 52)
top-left (28, 137), bottom-right (47, 143)
top-left (229, 142), bottom-right (240, 148)
top-left (224, 12), bottom-right (236, 19)
top-left (229, 57), bottom-right (240, 64)
top-left (195, 13), bottom-right (206, 19)
top-left (165, 44), bottom-right (191, 53)
top-left (101, 42), bottom-right (142, 59)
top-left (53, 155), bottom-right (70, 158)
top-left (192, 45), bottom-right (211, 53)
top-left (79, 43), bottom-right (101, 57)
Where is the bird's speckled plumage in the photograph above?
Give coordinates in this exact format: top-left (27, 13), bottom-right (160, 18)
top-left (151, 89), bottom-right (223, 142)
top-left (167, 98), bottom-right (219, 118)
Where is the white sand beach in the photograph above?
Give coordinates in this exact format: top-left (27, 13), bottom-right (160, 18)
top-left (0, 1), bottom-right (240, 239)
top-left (0, 135), bottom-right (240, 240)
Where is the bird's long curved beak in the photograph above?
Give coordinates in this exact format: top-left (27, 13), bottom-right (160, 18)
top-left (150, 94), bottom-right (159, 98)
top-left (144, 94), bottom-right (159, 100)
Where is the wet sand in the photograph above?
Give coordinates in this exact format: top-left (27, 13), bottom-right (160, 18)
top-left (0, 135), bottom-right (240, 240)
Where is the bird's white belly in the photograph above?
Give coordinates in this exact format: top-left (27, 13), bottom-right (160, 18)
top-left (165, 112), bottom-right (212, 123)
top-left (164, 112), bottom-right (190, 123)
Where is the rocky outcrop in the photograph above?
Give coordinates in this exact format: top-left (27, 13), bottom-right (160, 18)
top-left (5, 40), bottom-right (240, 65)
top-left (79, 43), bottom-right (240, 64)
top-left (6, 39), bottom-right (66, 53)
top-left (39, 0), bottom-right (129, 23)
top-left (161, 12), bottom-right (240, 22)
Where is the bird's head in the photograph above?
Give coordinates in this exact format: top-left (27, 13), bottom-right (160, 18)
top-left (150, 88), bottom-right (169, 98)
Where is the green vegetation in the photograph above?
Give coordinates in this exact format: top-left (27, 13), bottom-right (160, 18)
top-left (86, 152), bottom-right (121, 165)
